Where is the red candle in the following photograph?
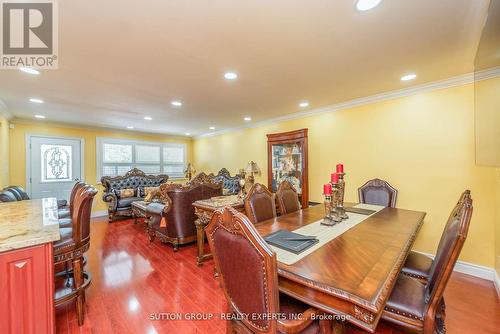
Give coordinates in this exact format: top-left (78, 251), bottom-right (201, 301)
top-left (331, 173), bottom-right (339, 184)
top-left (323, 183), bottom-right (332, 195)
top-left (336, 164), bottom-right (344, 173)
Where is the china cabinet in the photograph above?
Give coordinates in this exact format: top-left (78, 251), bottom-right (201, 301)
top-left (266, 129), bottom-right (308, 208)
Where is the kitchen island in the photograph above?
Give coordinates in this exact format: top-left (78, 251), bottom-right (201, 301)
top-left (0, 198), bottom-right (60, 334)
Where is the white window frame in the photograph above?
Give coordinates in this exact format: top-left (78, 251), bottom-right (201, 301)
top-left (96, 137), bottom-right (187, 182)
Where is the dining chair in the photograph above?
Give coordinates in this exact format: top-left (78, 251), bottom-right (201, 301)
top-left (53, 184), bottom-right (97, 326)
top-left (244, 183), bottom-right (277, 223)
top-left (276, 180), bottom-right (301, 215)
top-left (402, 190), bottom-right (469, 283)
top-left (382, 190), bottom-right (473, 334)
top-left (358, 178), bottom-right (398, 208)
top-left (206, 206), bottom-right (331, 334)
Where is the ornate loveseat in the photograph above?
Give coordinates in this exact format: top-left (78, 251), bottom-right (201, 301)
top-left (101, 168), bottom-right (169, 222)
top-left (146, 173), bottom-right (222, 250)
top-left (209, 168), bottom-right (242, 195)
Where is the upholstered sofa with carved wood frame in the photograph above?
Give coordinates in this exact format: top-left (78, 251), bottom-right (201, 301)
top-left (209, 168), bottom-right (243, 195)
top-left (146, 172), bottom-right (222, 250)
top-left (101, 168), bottom-right (169, 222)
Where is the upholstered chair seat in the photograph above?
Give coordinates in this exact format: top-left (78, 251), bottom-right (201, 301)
top-left (53, 227), bottom-right (76, 251)
top-left (401, 252), bottom-right (433, 282)
top-left (383, 274), bottom-right (426, 323)
top-left (117, 196), bottom-right (143, 208)
top-left (358, 178), bottom-right (398, 208)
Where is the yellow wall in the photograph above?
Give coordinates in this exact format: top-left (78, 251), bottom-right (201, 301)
top-left (0, 115), bottom-right (9, 188)
top-left (9, 121), bottom-right (192, 213)
top-left (194, 84), bottom-right (497, 268)
top-left (475, 76), bottom-right (500, 166)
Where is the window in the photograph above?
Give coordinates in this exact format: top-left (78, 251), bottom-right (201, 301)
top-left (96, 138), bottom-right (187, 180)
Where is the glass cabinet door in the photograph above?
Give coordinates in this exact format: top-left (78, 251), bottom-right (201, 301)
top-left (271, 142), bottom-right (303, 194)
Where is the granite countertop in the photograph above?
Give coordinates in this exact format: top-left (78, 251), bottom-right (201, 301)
top-left (0, 198), bottom-right (61, 253)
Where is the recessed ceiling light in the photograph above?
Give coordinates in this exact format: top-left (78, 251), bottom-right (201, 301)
top-left (224, 72), bottom-right (238, 80)
top-left (19, 67), bottom-right (40, 75)
top-left (127, 126), bottom-right (134, 129)
top-left (209, 126), bottom-right (215, 130)
top-left (34, 114), bottom-right (46, 119)
top-left (171, 100), bottom-right (182, 107)
top-left (185, 132), bottom-right (191, 136)
top-left (299, 101), bottom-right (309, 108)
top-left (356, 0), bottom-right (382, 11)
top-left (244, 117), bottom-right (252, 121)
top-left (401, 73), bottom-right (417, 81)
top-left (144, 116), bottom-right (152, 120)
top-left (29, 98), bottom-right (44, 103)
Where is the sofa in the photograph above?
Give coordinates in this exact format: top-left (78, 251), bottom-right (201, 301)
top-left (210, 168), bottom-right (243, 195)
top-left (101, 168), bottom-right (169, 222)
top-left (146, 174), bottom-right (222, 250)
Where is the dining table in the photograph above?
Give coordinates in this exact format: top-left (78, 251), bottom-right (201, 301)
top-left (253, 203), bottom-right (426, 333)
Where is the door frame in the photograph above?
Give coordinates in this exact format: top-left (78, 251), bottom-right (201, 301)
top-left (25, 134), bottom-right (85, 197)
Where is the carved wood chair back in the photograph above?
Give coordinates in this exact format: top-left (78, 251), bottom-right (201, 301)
top-left (276, 180), bottom-right (301, 215)
top-left (69, 181), bottom-right (86, 215)
top-left (244, 183), bottom-right (277, 223)
top-left (358, 178), bottom-right (398, 208)
top-left (206, 207), bottom-right (279, 334)
top-left (71, 185), bottom-right (98, 246)
top-left (422, 191), bottom-right (472, 331)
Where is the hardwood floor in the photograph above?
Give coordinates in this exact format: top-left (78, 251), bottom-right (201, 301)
top-left (56, 218), bottom-right (500, 334)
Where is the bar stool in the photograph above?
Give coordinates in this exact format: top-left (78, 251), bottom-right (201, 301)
top-left (53, 185), bottom-right (97, 326)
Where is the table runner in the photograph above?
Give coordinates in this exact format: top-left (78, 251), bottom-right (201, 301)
top-left (271, 203), bottom-right (385, 265)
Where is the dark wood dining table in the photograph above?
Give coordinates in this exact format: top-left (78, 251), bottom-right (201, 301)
top-left (253, 203), bottom-right (426, 333)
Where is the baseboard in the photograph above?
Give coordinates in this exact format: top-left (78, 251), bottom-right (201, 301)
top-left (413, 251), bottom-right (495, 282)
top-left (91, 210), bottom-right (108, 218)
top-left (494, 270), bottom-right (500, 299)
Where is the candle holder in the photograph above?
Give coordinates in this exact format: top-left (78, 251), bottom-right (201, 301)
top-left (322, 188), bottom-right (342, 226)
top-left (336, 173), bottom-right (349, 220)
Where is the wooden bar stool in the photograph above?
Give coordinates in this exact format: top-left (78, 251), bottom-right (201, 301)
top-left (53, 184), bottom-right (97, 326)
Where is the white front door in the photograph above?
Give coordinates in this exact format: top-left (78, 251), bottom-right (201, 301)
top-left (28, 135), bottom-right (83, 200)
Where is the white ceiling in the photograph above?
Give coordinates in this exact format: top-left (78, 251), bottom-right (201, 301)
top-left (0, 0), bottom-right (489, 136)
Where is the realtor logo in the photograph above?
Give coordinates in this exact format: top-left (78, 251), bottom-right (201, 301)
top-left (1, 0), bottom-right (58, 69)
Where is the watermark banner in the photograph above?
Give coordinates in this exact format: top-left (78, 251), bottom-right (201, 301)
top-left (1, 0), bottom-right (58, 69)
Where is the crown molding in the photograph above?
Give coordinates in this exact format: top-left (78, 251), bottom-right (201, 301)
top-left (10, 117), bottom-right (193, 141)
top-left (196, 70), bottom-right (495, 139)
top-left (474, 66), bottom-right (500, 81)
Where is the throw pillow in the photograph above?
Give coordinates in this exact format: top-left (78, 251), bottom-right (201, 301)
top-left (144, 186), bottom-right (159, 197)
top-left (119, 188), bottom-right (135, 198)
